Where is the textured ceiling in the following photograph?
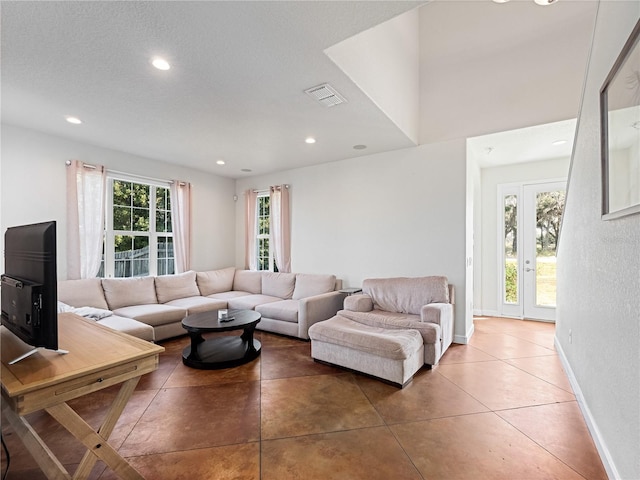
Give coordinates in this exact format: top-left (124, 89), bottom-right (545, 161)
top-left (1, 1), bottom-right (598, 178)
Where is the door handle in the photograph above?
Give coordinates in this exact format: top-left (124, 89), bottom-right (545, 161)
top-left (525, 267), bottom-right (535, 272)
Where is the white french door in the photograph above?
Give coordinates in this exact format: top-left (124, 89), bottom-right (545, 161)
top-left (499, 181), bottom-right (566, 322)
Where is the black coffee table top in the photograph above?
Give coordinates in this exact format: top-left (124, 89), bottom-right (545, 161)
top-left (182, 309), bottom-right (261, 333)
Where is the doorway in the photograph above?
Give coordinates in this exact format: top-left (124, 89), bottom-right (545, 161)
top-left (499, 181), bottom-right (566, 322)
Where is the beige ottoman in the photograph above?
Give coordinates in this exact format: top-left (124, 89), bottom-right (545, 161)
top-left (308, 315), bottom-right (424, 388)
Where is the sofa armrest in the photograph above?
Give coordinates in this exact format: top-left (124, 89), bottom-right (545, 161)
top-left (344, 294), bottom-right (373, 312)
top-left (298, 291), bottom-right (347, 339)
top-left (420, 303), bottom-right (453, 326)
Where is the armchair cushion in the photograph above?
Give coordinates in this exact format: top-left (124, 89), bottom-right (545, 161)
top-left (362, 276), bottom-right (449, 315)
top-left (344, 294), bottom-right (373, 312)
top-left (339, 309), bottom-right (440, 344)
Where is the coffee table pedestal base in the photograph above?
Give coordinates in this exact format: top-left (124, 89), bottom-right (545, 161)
top-left (182, 336), bottom-right (261, 369)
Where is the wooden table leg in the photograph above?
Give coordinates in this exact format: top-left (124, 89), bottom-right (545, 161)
top-left (72, 377), bottom-right (141, 479)
top-left (45, 378), bottom-right (144, 480)
top-left (1, 400), bottom-right (72, 480)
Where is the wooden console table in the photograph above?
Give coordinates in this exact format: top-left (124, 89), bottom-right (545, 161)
top-left (1, 313), bottom-right (164, 479)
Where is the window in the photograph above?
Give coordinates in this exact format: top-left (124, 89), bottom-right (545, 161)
top-left (255, 193), bottom-right (277, 271)
top-left (101, 177), bottom-right (174, 277)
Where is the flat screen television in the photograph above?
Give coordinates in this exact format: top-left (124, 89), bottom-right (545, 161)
top-left (1, 220), bottom-right (61, 363)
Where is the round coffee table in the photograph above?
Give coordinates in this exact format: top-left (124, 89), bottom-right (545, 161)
top-left (181, 309), bottom-right (262, 369)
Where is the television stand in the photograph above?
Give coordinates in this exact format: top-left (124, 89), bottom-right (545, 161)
top-left (8, 346), bottom-right (69, 365)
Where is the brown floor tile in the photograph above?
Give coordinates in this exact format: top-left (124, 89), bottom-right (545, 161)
top-left (261, 373), bottom-right (383, 439)
top-left (164, 356), bottom-right (261, 388)
top-left (257, 331), bottom-right (303, 349)
top-left (438, 360), bottom-right (574, 410)
top-left (261, 343), bottom-right (343, 380)
top-left (99, 443), bottom-right (260, 480)
top-left (505, 354), bottom-right (574, 393)
top-left (261, 426), bottom-right (422, 480)
top-left (469, 330), bottom-right (556, 359)
top-left (498, 402), bottom-right (608, 480)
top-left (136, 351), bottom-right (181, 390)
top-left (118, 381), bottom-right (260, 456)
top-left (392, 412), bottom-right (586, 480)
top-left (356, 369), bottom-right (489, 424)
top-left (438, 342), bottom-right (497, 364)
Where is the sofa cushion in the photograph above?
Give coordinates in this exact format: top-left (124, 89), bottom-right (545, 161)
top-left (292, 273), bottom-right (336, 300)
top-left (208, 291), bottom-right (252, 301)
top-left (309, 316), bottom-right (423, 361)
top-left (256, 299), bottom-right (298, 323)
top-left (102, 277), bottom-right (158, 310)
top-left (113, 304), bottom-right (187, 327)
top-left (362, 276), bottom-right (449, 315)
top-left (155, 271), bottom-right (200, 303)
top-left (165, 296), bottom-right (227, 314)
top-left (97, 315), bottom-right (155, 342)
top-left (227, 294), bottom-right (281, 311)
top-left (262, 272), bottom-right (296, 299)
top-left (58, 278), bottom-right (110, 310)
top-left (233, 270), bottom-right (262, 294)
top-left (196, 267), bottom-right (236, 296)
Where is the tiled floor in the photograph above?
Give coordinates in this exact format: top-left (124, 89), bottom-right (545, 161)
top-left (1, 316), bottom-right (608, 479)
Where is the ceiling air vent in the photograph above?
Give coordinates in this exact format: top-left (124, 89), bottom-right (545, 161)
top-left (304, 83), bottom-right (347, 107)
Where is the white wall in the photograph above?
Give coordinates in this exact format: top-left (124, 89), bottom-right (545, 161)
top-left (0, 124), bottom-right (236, 279)
top-left (556, 2), bottom-right (640, 479)
top-left (235, 140), bottom-right (472, 342)
top-left (478, 157), bottom-right (570, 315)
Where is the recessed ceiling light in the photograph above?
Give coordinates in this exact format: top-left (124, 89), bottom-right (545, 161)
top-left (534, 0), bottom-right (558, 5)
top-left (151, 57), bottom-right (171, 71)
top-left (216, 160), bottom-right (225, 165)
top-left (305, 137), bottom-right (316, 144)
top-left (65, 116), bottom-right (82, 124)
top-left (353, 145), bottom-right (367, 150)
top-left (492, 0), bottom-right (510, 3)
top-left (552, 139), bottom-right (568, 146)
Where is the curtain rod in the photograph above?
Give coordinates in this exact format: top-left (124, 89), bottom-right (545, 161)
top-left (66, 161), bottom-right (188, 186)
top-left (252, 184), bottom-right (289, 193)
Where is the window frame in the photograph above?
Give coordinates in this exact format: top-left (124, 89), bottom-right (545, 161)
top-left (255, 192), bottom-right (276, 272)
top-left (102, 173), bottom-right (174, 278)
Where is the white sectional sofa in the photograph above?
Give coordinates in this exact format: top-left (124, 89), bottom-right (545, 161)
top-left (58, 268), bottom-right (345, 342)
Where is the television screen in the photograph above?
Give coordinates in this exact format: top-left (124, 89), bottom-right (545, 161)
top-left (1, 221), bottom-right (58, 353)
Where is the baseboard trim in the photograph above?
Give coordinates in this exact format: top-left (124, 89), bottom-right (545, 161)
top-left (474, 309), bottom-right (500, 318)
top-left (554, 336), bottom-right (620, 480)
top-left (454, 323), bottom-right (475, 345)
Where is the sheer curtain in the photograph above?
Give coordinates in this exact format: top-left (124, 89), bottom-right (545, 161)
top-left (244, 189), bottom-right (258, 270)
top-left (270, 185), bottom-right (291, 272)
top-left (170, 180), bottom-right (192, 273)
top-left (66, 160), bottom-right (106, 279)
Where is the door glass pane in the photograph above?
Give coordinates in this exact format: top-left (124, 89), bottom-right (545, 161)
top-left (535, 190), bottom-right (565, 306)
top-left (504, 195), bottom-right (518, 304)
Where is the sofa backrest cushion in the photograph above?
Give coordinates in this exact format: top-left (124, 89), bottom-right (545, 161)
top-left (102, 276), bottom-right (158, 310)
top-left (292, 273), bottom-right (337, 300)
top-left (155, 271), bottom-right (200, 303)
top-left (58, 278), bottom-right (110, 310)
top-left (362, 276), bottom-right (449, 315)
top-left (233, 270), bottom-right (262, 294)
top-left (262, 272), bottom-right (296, 299)
top-left (196, 267), bottom-right (236, 296)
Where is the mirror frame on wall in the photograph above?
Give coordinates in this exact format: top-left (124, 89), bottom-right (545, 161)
top-left (600, 18), bottom-right (640, 220)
